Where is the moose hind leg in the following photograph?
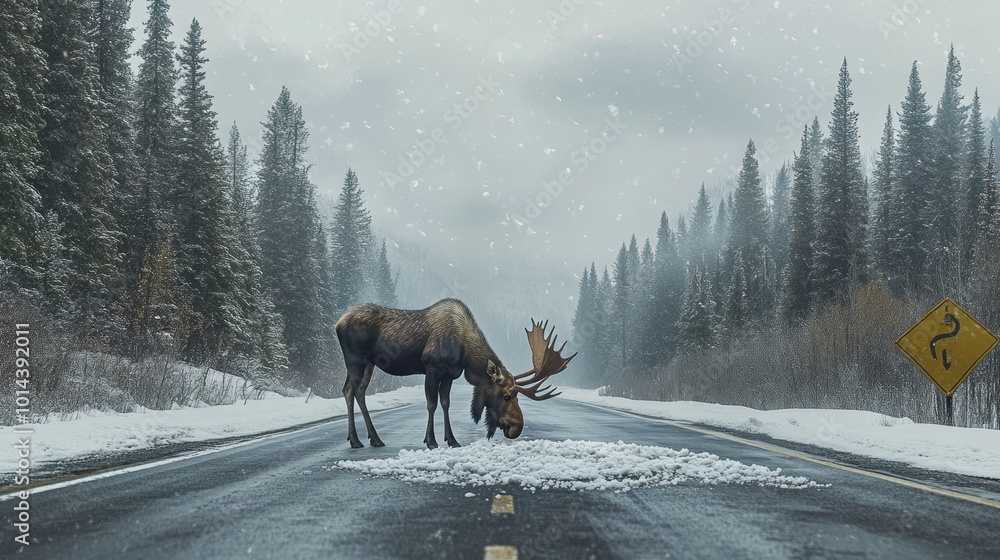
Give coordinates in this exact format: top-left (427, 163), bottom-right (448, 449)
top-left (439, 377), bottom-right (461, 447)
top-left (423, 374), bottom-right (440, 449)
top-left (356, 363), bottom-right (385, 447)
top-left (343, 371), bottom-right (364, 449)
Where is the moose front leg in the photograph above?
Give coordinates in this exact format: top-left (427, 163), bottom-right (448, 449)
top-left (423, 374), bottom-right (440, 449)
top-left (439, 377), bottom-right (461, 447)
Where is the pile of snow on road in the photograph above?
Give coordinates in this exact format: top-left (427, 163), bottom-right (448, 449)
top-left (335, 439), bottom-right (824, 492)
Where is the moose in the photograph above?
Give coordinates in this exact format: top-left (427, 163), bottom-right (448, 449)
top-left (334, 298), bottom-right (576, 449)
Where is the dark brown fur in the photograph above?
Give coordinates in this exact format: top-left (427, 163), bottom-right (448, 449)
top-left (335, 298), bottom-right (524, 449)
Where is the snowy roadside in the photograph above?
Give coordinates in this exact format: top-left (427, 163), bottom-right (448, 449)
top-left (0, 386), bottom-right (425, 476)
top-left (558, 388), bottom-right (1000, 480)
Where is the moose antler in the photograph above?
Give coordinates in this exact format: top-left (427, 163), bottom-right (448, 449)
top-left (515, 319), bottom-right (577, 401)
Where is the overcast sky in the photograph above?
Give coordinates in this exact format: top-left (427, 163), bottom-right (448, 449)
top-left (131, 0), bottom-right (999, 320)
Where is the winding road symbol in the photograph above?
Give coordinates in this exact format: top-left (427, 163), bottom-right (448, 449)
top-left (929, 312), bottom-right (960, 371)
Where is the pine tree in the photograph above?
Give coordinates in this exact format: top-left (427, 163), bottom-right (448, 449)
top-left (723, 250), bottom-right (749, 334)
top-left (36, 0), bottom-right (122, 335)
top-left (330, 168), bottom-right (374, 313)
top-left (712, 196), bottom-right (729, 260)
top-left (91, 0), bottom-right (137, 229)
top-left (372, 239), bottom-right (397, 306)
top-left (128, 0), bottom-right (179, 343)
top-left (0, 0), bottom-right (47, 284)
top-left (886, 62), bottom-right (934, 293)
top-left (925, 45), bottom-right (967, 292)
top-left (688, 184), bottom-right (713, 263)
top-left (872, 106), bottom-right (895, 276)
top-left (977, 141), bottom-right (1000, 265)
top-left (225, 123), bottom-right (288, 378)
top-left (962, 90), bottom-right (987, 276)
top-left (770, 163), bottom-right (791, 275)
top-left (728, 140), bottom-right (769, 320)
top-left (814, 59), bottom-right (868, 303)
top-left (809, 116), bottom-right (825, 187)
top-left (256, 87), bottom-right (333, 388)
top-left (646, 213), bottom-right (684, 364)
top-left (173, 19), bottom-right (251, 362)
top-left (785, 127), bottom-right (816, 321)
top-left (612, 243), bottom-right (631, 372)
top-left (677, 261), bottom-right (717, 350)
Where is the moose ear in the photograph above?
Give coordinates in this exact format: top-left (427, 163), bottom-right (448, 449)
top-left (486, 359), bottom-right (504, 383)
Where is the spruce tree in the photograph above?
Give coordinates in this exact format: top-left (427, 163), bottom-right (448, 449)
top-left (330, 168), bottom-right (374, 313)
top-left (612, 243), bottom-right (631, 371)
top-left (872, 106), bottom-right (895, 276)
top-left (785, 127), bottom-right (816, 321)
top-left (173, 19), bottom-right (251, 362)
top-left (962, 90), bottom-right (987, 276)
top-left (723, 250), bottom-right (749, 333)
top-left (677, 262), bottom-right (717, 350)
top-left (925, 45), bottom-right (967, 292)
top-left (712, 196), bottom-right (729, 260)
top-left (814, 59), bottom-right (868, 303)
top-left (808, 116), bottom-right (825, 187)
top-left (728, 140), bottom-right (769, 320)
top-left (226, 123), bottom-right (288, 378)
top-left (129, 0), bottom-right (179, 342)
top-left (372, 239), bottom-right (397, 306)
top-left (36, 0), bottom-right (122, 335)
top-left (647, 213), bottom-right (684, 364)
top-left (256, 87), bottom-right (333, 388)
top-left (977, 141), bottom-right (1000, 266)
top-left (0, 0), bottom-right (47, 283)
top-left (886, 63), bottom-right (934, 293)
top-left (688, 184), bottom-right (713, 263)
top-left (770, 163), bottom-right (791, 276)
top-left (91, 0), bottom-right (137, 219)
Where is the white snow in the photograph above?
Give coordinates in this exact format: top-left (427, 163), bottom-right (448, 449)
top-left (335, 439), bottom-right (824, 492)
top-left (559, 389), bottom-right (1000, 480)
top-left (0, 386), bottom-right (425, 476)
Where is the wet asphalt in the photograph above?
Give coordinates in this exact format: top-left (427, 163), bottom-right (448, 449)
top-left (2, 391), bottom-right (1000, 560)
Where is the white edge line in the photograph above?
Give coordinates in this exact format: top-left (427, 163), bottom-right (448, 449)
top-left (0, 404), bottom-right (414, 501)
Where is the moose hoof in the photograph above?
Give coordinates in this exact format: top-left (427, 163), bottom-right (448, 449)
top-left (425, 441), bottom-right (439, 449)
top-left (370, 437), bottom-right (385, 447)
top-left (349, 439), bottom-right (365, 449)
top-left (446, 439), bottom-right (462, 448)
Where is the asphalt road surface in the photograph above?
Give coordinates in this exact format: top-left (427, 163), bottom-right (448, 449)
top-left (3, 393), bottom-right (1000, 560)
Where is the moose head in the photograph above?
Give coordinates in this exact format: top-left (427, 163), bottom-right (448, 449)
top-left (472, 319), bottom-right (577, 439)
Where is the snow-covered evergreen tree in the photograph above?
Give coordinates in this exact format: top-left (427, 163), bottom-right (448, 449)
top-left (256, 87), bottom-right (333, 388)
top-left (688, 184), bottom-right (713, 264)
top-left (0, 0), bottom-right (47, 285)
top-left (814, 59), bottom-right (868, 303)
top-left (128, 0), bottom-right (179, 343)
top-left (36, 0), bottom-right (122, 335)
top-left (330, 168), bottom-right (373, 313)
top-left (886, 63), bottom-right (934, 294)
top-left (962, 90), bottom-right (987, 277)
top-left (770, 163), bottom-right (791, 276)
top-left (173, 19), bottom-right (251, 362)
top-left (872, 106), bottom-right (895, 277)
top-left (727, 140), bottom-right (769, 320)
top-left (784, 127), bottom-right (816, 321)
top-left (925, 45), bottom-right (967, 293)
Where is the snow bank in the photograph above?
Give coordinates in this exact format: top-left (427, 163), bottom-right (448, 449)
top-left (0, 386), bottom-right (425, 475)
top-left (559, 389), bottom-right (1000, 480)
top-left (334, 439), bottom-right (825, 492)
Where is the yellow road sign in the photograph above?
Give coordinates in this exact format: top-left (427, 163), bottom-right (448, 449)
top-left (895, 298), bottom-right (999, 396)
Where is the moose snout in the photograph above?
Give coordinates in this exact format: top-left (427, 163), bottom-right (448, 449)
top-left (502, 422), bottom-right (522, 439)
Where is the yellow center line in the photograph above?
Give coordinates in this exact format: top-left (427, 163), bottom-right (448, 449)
top-left (490, 494), bottom-right (514, 514)
top-left (483, 545), bottom-right (518, 560)
top-left (575, 401), bottom-right (1000, 510)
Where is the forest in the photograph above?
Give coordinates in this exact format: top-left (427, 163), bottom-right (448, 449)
top-left (1, 0), bottom-right (398, 418)
top-left (570, 52), bottom-right (1000, 429)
